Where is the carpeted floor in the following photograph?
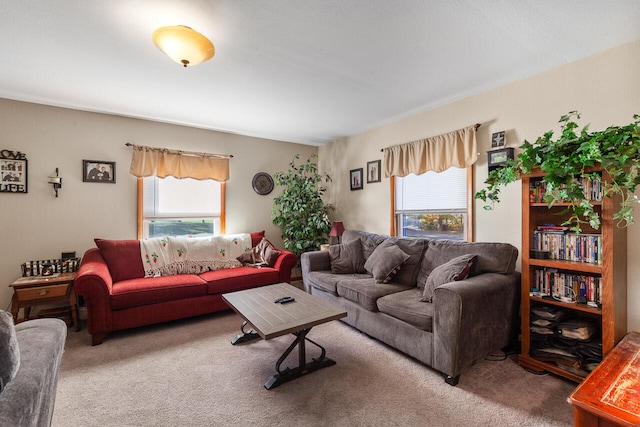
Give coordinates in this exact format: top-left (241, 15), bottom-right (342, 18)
top-left (52, 311), bottom-right (575, 426)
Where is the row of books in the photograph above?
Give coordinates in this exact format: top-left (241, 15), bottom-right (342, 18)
top-left (529, 176), bottom-right (603, 204)
top-left (532, 268), bottom-right (602, 305)
top-left (532, 230), bottom-right (602, 265)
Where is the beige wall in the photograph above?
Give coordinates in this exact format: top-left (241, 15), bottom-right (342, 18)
top-left (319, 40), bottom-right (640, 331)
top-left (0, 99), bottom-right (317, 311)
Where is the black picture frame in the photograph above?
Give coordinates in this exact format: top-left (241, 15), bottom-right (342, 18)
top-left (0, 150), bottom-right (28, 194)
top-left (350, 168), bottom-right (363, 191)
top-left (83, 160), bottom-right (116, 183)
top-left (491, 131), bottom-right (506, 148)
top-left (487, 147), bottom-right (514, 172)
top-left (366, 160), bottom-right (381, 183)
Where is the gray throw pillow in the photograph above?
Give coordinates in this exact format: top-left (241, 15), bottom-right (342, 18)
top-left (421, 254), bottom-right (477, 302)
top-left (255, 237), bottom-right (281, 267)
top-left (0, 310), bottom-right (20, 392)
top-left (364, 239), bottom-right (410, 283)
top-left (329, 238), bottom-right (366, 274)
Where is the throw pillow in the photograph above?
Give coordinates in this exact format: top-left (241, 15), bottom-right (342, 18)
top-left (328, 238), bottom-right (366, 274)
top-left (421, 254), bottom-right (477, 302)
top-left (94, 238), bottom-right (145, 282)
top-left (237, 250), bottom-right (259, 265)
top-left (255, 237), bottom-right (281, 267)
top-left (364, 239), bottom-right (410, 283)
top-left (0, 310), bottom-right (20, 393)
top-left (262, 245), bottom-right (282, 266)
top-left (250, 230), bottom-right (266, 247)
top-left (388, 237), bottom-right (428, 287)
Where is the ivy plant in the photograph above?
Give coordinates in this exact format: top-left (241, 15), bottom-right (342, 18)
top-left (272, 154), bottom-right (334, 262)
top-left (475, 112), bottom-right (640, 232)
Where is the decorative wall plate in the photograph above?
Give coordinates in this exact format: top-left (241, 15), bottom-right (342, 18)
top-left (252, 172), bottom-right (274, 195)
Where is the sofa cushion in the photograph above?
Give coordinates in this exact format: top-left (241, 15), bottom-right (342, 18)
top-left (342, 229), bottom-right (387, 260)
top-left (94, 238), bottom-right (145, 282)
top-left (255, 237), bottom-right (281, 267)
top-left (201, 266), bottom-right (280, 294)
top-left (111, 274), bottom-right (207, 310)
top-left (416, 239), bottom-right (518, 289)
top-left (237, 238), bottom-right (279, 268)
top-left (388, 237), bottom-right (428, 287)
top-left (0, 311), bottom-right (20, 392)
top-left (236, 249), bottom-right (261, 266)
top-left (364, 239), bottom-right (411, 283)
top-left (329, 238), bottom-right (366, 274)
top-left (250, 230), bottom-right (266, 247)
top-left (377, 288), bottom-right (434, 331)
top-left (306, 271), bottom-right (373, 295)
top-left (337, 278), bottom-right (412, 311)
top-left (421, 254), bottom-right (477, 302)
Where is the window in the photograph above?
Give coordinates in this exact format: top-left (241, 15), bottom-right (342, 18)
top-left (140, 176), bottom-right (224, 239)
top-left (395, 167), bottom-right (471, 241)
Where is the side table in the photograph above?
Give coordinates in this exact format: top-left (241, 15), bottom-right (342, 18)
top-left (9, 271), bottom-right (79, 331)
top-left (567, 331), bottom-right (640, 426)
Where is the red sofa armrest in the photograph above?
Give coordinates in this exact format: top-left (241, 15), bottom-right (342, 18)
top-left (74, 248), bottom-right (115, 340)
top-left (273, 249), bottom-right (297, 283)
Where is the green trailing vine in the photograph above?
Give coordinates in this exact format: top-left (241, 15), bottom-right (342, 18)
top-left (272, 154), bottom-right (334, 261)
top-left (475, 112), bottom-right (640, 232)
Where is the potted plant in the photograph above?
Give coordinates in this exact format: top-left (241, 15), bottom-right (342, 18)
top-left (475, 112), bottom-right (640, 232)
top-left (272, 154), bottom-right (334, 261)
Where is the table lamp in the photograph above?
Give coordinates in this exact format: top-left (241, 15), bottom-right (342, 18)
top-left (329, 221), bottom-right (345, 245)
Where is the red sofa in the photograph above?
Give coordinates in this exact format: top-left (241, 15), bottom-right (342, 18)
top-left (74, 231), bottom-right (297, 345)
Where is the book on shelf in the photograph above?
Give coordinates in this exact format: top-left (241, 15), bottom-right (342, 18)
top-left (532, 230), bottom-right (602, 264)
top-left (536, 224), bottom-right (569, 232)
top-left (533, 267), bottom-right (602, 305)
top-left (529, 175), bottom-right (603, 203)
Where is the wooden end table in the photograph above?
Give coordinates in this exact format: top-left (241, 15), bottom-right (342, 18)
top-left (222, 282), bottom-right (347, 389)
top-left (9, 271), bottom-right (79, 331)
top-left (568, 331), bottom-right (640, 427)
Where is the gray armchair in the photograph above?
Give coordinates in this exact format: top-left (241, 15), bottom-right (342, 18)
top-left (0, 311), bottom-right (67, 427)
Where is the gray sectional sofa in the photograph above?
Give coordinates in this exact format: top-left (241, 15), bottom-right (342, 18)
top-left (0, 311), bottom-right (67, 426)
top-left (301, 230), bottom-right (520, 385)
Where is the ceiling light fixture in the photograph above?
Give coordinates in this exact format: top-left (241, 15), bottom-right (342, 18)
top-left (152, 25), bottom-right (215, 68)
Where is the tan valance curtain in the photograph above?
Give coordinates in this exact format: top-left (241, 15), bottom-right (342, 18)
top-left (128, 144), bottom-right (230, 181)
top-left (383, 124), bottom-right (478, 177)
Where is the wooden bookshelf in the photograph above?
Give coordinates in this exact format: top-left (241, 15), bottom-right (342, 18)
top-left (518, 167), bottom-right (627, 382)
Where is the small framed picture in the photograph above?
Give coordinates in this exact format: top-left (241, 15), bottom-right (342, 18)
top-left (491, 131), bottom-right (506, 148)
top-left (350, 168), bottom-right (363, 191)
top-left (0, 156), bottom-right (28, 193)
top-left (367, 160), bottom-right (381, 183)
top-left (487, 147), bottom-right (515, 172)
top-left (83, 160), bottom-right (116, 183)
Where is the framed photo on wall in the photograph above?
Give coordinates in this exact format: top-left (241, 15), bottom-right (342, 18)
top-left (350, 168), bottom-right (363, 191)
top-left (491, 131), bottom-right (506, 148)
top-left (0, 155), bottom-right (28, 194)
top-left (83, 160), bottom-right (116, 183)
top-left (367, 160), bottom-right (381, 183)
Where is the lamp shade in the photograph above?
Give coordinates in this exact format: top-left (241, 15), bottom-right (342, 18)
top-left (329, 221), bottom-right (345, 237)
top-left (152, 25), bottom-right (215, 67)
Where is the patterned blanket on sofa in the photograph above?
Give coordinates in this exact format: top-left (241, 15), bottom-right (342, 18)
top-left (140, 234), bottom-right (252, 277)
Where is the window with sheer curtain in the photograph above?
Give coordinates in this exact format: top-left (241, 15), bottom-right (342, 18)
top-left (141, 176), bottom-right (223, 239)
top-left (395, 167), bottom-right (469, 240)
top-left (384, 125), bottom-right (477, 241)
top-left (128, 144), bottom-right (230, 239)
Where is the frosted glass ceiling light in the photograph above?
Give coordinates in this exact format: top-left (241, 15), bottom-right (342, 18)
top-left (152, 25), bottom-right (215, 68)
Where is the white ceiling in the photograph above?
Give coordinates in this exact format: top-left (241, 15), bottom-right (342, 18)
top-left (1, 1), bottom-right (639, 146)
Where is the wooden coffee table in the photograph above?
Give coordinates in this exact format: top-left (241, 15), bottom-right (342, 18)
top-left (222, 282), bottom-right (347, 389)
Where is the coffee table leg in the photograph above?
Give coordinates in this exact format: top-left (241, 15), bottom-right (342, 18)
top-left (264, 328), bottom-right (336, 390)
top-left (231, 321), bottom-right (260, 345)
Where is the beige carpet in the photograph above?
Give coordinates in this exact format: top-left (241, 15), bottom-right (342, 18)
top-left (52, 311), bottom-right (575, 426)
